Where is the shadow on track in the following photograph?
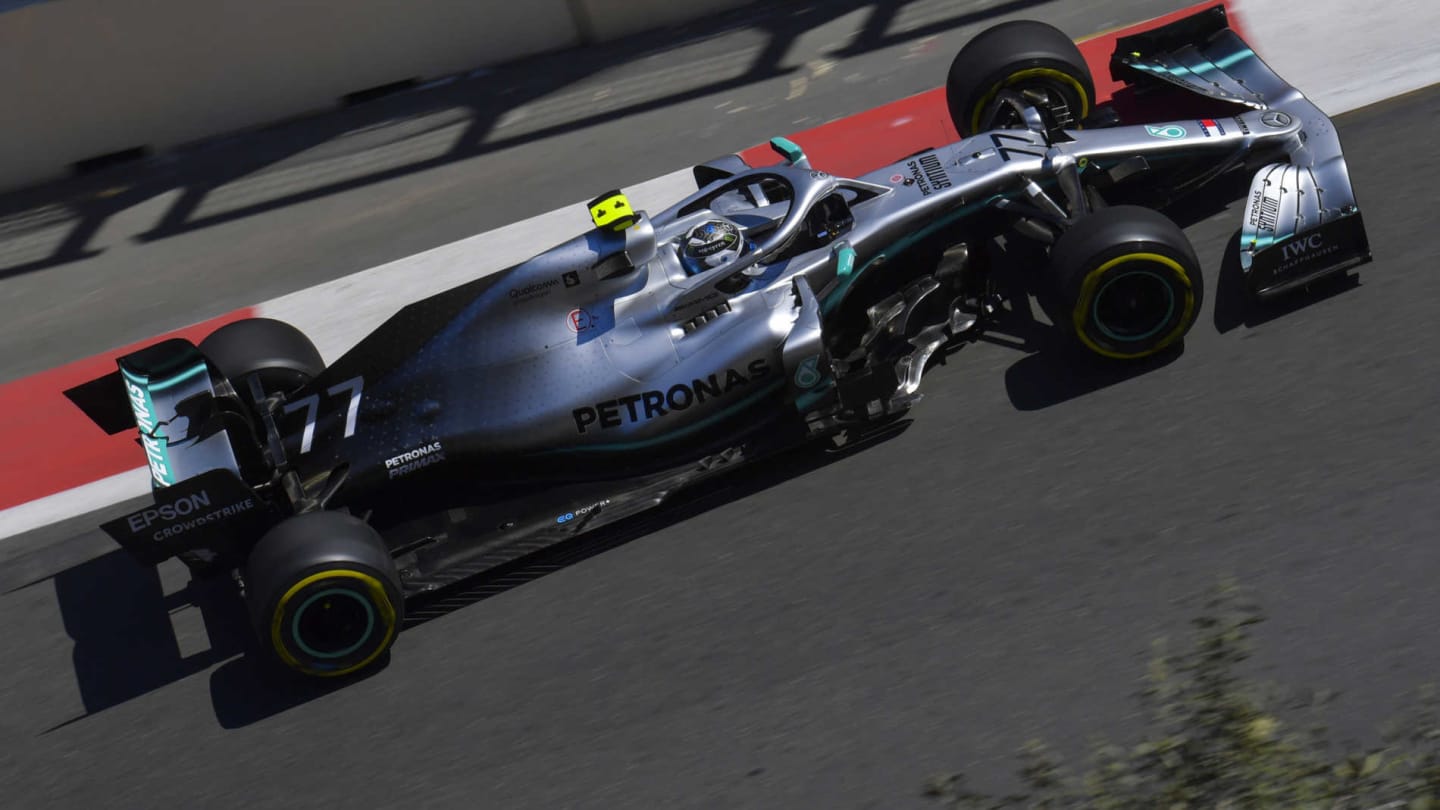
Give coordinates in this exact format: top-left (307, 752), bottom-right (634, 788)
top-left (1000, 333), bottom-right (1185, 411)
top-left (39, 418), bottom-right (911, 730)
top-left (0, 0), bottom-right (1051, 282)
top-left (1212, 229), bottom-right (1363, 333)
top-left (43, 551), bottom-right (249, 731)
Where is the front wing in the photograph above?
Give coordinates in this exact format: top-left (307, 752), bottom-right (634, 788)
top-left (1114, 5), bottom-right (1371, 297)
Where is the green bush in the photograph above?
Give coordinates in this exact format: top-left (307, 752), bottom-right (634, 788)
top-left (924, 581), bottom-right (1440, 809)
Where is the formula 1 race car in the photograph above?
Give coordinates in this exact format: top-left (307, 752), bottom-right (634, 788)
top-left (69, 6), bottom-right (1368, 678)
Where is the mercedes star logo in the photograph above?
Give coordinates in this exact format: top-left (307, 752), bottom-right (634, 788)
top-left (1261, 111), bottom-right (1293, 128)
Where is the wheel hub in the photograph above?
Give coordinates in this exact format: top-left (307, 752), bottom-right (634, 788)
top-left (292, 587), bottom-right (376, 659)
top-left (1093, 269), bottom-right (1176, 342)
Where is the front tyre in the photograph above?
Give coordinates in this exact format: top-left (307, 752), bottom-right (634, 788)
top-left (1049, 206), bottom-right (1204, 360)
top-left (245, 512), bottom-right (404, 678)
top-left (945, 20), bottom-right (1094, 137)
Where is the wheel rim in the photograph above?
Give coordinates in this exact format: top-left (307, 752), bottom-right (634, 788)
top-left (291, 587), bottom-right (376, 659)
top-left (1092, 269), bottom-right (1176, 342)
top-left (970, 68), bottom-right (1091, 134)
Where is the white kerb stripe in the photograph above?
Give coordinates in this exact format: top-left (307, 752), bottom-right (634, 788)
top-left (1236, 0), bottom-right (1440, 115)
top-left (0, 467), bottom-right (151, 541)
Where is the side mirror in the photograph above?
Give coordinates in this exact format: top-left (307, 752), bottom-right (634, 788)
top-left (769, 136), bottom-right (810, 169)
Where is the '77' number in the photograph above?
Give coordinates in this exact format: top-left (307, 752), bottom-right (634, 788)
top-left (283, 376), bottom-right (364, 454)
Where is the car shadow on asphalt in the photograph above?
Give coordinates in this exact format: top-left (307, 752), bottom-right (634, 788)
top-left (40, 418), bottom-right (912, 730)
top-left (1212, 228), bottom-right (1363, 333)
top-left (42, 550), bottom-right (251, 731)
top-left (991, 318), bottom-right (1185, 412)
top-left (999, 332), bottom-right (1185, 411)
top-left (397, 419), bottom-right (911, 628)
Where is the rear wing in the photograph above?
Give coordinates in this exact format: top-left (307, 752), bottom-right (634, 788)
top-left (65, 339), bottom-right (247, 488)
top-left (66, 339), bottom-right (278, 571)
top-left (1112, 5), bottom-right (1371, 297)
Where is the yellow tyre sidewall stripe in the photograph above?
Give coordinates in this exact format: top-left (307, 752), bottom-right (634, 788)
top-left (270, 569), bottom-right (398, 677)
top-left (970, 67), bottom-right (1091, 135)
top-left (1072, 252), bottom-right (1195, 360)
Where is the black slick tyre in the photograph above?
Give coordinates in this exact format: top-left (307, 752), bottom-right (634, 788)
top-left (199, 317), bottom-right (324, 400)
top-left (1049, 205), bottom-right (1204, 360)
top-left (945, 20), bottom-right (1095, 137)
top-left (244, 511), bottom-right (404, 678)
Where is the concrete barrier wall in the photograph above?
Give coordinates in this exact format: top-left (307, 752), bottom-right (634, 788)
top-left (0, 0), bottom-right (751, 191)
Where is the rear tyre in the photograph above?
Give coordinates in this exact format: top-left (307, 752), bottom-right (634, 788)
top-left (1049, 205), bottom-right (1204, 360)
top-left (199, 318), bottom-right (323, 401)
top-left (244, 511), bottom-right (404, 678)
top-left (945, 20), bottom-right (1094, 137)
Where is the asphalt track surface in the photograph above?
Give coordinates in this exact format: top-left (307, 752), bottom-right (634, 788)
top-left (4, 7), bottom-right (1440, 810)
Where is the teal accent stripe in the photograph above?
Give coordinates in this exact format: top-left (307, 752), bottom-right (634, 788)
top-left (1213, 48), bottom-right (1254, 70)
top-left (147, 362), bottom-right (209, 392)
top-left (795, 384), bottom-right (831, 412)
top-left (836, 246), bottom-right (856, 277)
top-left (120, 367), bottom-right (177, 486)
top-left (1130, 48), bottom-right (1252, 76)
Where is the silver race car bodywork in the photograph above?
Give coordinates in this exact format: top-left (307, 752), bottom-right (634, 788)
top-left (81, 6), bottom-right (1368, 596)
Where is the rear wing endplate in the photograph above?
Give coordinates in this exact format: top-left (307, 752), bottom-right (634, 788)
top-left (101, 468), bottom-right (277, 572)
top-left (64, 338), bottom-right (247, 488)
